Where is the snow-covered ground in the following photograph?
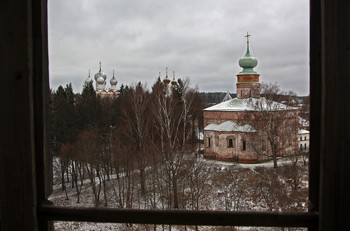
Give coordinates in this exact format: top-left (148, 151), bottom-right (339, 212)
top-left (51, 156), bottom-right (309, 231)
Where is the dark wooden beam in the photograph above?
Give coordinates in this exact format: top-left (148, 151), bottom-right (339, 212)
top-left (31, 0), bottom-right (51, 230)
top-left (0, 0), bottom-right (37, 230)
top-left (309, 0), bottom-right (321, 220)
top-left (319, 0), bottom-right (350, 230)
top-left (39, 205), bottom-right (318, 228)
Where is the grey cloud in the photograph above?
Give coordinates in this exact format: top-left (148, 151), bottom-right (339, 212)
top-left (48, 0), bottom-right (309, 95)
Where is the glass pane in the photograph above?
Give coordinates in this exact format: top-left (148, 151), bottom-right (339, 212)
top-left (48, 0), bottom-right (309, 216)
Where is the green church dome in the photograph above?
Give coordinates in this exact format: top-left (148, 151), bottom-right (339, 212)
top-left (238, 43), bottom-right (259, 75)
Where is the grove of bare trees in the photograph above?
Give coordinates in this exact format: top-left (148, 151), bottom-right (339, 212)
top-left (49, 79), bottom-right (308, 220)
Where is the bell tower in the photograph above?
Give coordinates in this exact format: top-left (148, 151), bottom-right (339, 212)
top-left (236, 33), bottom-right (260, 99)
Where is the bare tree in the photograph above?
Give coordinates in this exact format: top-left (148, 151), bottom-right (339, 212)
top-left (63, 141), bottom-right (85, 203)
top-left (186, 157), bottom-right (212, 210)
top-left (253, 167), bottom-right (291, 211)
top-left (248, 83), bottom-right (299, 168)
top-left (213, 167), bottom-right (249, 212)
top-left (110, 129), bottom-right (136, 209)
top-left (279, 155), bottom-right (304, 191)
top-left (150, 77), bottom-right (203, 209)
top-left (76, 127), bottom-right (102, 207)
top-left (121, 82), bottom-right (151, 196)
top-left (59, 143), bottom-right (71, 200)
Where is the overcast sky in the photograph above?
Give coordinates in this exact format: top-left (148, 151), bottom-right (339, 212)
top-left (48, 0), bottom-right (309, 95)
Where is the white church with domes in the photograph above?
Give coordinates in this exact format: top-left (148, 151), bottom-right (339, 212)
top-left (85, 62), bottom-right (120, 98)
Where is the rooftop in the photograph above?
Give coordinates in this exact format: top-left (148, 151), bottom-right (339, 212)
top-left (204, 120), bottom-right (256, 133)
top-left (204, 97), bottom-right (298, 112)
top-left (298, 129), bottom-right (310, 135)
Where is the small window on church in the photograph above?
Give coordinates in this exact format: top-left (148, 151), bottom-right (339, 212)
top-left (207, 137), bottom-right (211, 148)
top-left (242, 140), bottom-right (246, 151)
top-left (228, 138), bottom-right (233, 148)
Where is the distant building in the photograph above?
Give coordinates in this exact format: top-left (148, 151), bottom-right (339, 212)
top-left (203, 34), bottom-right (299, 163)
top-left (161, 67), bottom-right (178, 94)
top-left (298, 129), bottom-right (309, 152)
top-left (85, 62), bottom-right (120, 98)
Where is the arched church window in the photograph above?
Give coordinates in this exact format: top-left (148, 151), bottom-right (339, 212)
top-left (227, 137), bottom-right (234, 148)
top-left (242, 140), bottom-right (247, 151)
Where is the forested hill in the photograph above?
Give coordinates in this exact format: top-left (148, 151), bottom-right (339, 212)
top-left (199, 92), bottom-right (236, 105)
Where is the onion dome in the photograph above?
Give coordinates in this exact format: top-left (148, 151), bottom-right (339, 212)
top-left (238, 33), bottom-right (258, 75)
top-left (171, 71), bottom-right (177, 86)
top-left (85, 70), bottom-right (93, 84)
top-left (110, 69), bottom-right (118, 85)
top-left (163, 67), bottom-right (170, 84)
top-left (94, 61), bottom-right (107, 81)
top-left (97, 76), bottom-right (105, 84)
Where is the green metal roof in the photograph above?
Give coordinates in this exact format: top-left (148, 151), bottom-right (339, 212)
top-left (238, 45), bottom-right (259, 75)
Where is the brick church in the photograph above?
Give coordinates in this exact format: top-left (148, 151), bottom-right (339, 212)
top-left (203, 34), bottom-right (299, 163)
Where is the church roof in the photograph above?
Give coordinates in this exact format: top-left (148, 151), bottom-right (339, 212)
top-left (222, 92), bottom-right (233, 102)
top-left (298, 129), bottom-right (309, 135)
top-left (204, 97), bottom-right (298, 112)
top-left (204, 120), bottom-right (256, 133)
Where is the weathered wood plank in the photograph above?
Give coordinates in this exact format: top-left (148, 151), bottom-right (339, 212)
top-left (320, 0), bottom-right (350, 230)
top-left (39, 206), bottom-right (319, 228)
top-left (0, 0), bottom-right (37, 230)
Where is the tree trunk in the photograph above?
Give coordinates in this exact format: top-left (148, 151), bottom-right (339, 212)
top-left (273, 155), bottom-right (278, 168)
top-left (61, 163), bottom-right (66, 190)
top-left (173, 178), bottom-right (179, 209)
top-left (140, 167), bottom-right (146, 196)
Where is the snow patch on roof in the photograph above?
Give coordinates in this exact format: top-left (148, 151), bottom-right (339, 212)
top-left (298, 129), bottom-right (309, 135)
top-left (204, 97), bottom-right (297, 112)
top-left (222, 92), bottom-right (233, 102)
top-left (204, 120), bottom-right (256, 132)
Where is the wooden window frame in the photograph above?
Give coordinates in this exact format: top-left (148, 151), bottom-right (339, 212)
top-left (1, 0), bottom-right (349, 230)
